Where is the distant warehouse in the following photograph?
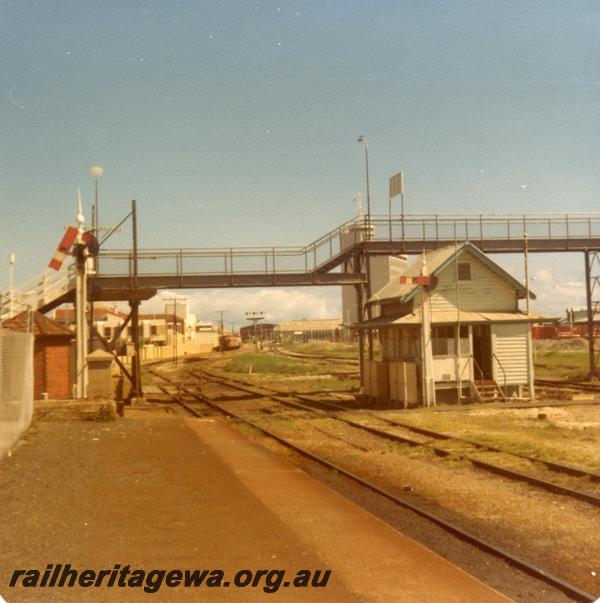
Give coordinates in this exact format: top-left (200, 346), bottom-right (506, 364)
top-left (275, 319), bottom-right (343, 343)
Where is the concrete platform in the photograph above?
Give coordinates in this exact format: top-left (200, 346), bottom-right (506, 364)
top-left (0, 410), bottom-right (510, 601)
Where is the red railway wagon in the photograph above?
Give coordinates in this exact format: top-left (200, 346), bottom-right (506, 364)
top-left (216, 335), bottom-right (241, 351)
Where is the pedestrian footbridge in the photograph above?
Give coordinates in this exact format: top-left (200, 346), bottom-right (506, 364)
top-left (3, 213), bottom-right (600, 319)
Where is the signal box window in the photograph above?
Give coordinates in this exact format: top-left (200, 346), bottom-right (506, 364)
top-left (458, 263), bottom-right (472, 280)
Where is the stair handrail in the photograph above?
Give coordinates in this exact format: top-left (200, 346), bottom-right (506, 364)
top-left (459, 353), bottom-right (484, 403)
top-left (471, 354), bottom-right (486, 395)
top-left (492, 352), bottom-right (508, 401)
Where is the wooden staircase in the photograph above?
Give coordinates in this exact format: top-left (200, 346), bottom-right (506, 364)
top-left (472, 379), bottom-right (507, 403)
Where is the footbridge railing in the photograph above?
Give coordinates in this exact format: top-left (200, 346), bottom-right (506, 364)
top-left (0, 264), bottom-right (76, 320)
top-left (372, 213), bottom-right (600, 244)
top-left (3, 213), bottom-right (600, 314)
top-left (97, 213), bottom-right (600, 279)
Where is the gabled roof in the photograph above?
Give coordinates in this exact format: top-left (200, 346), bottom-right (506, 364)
top-left (369, 242), bottom-right (535, 305)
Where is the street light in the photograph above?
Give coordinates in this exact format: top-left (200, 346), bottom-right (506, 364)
top-left (356, 135), bottom-right (371, 240)
top-left (88, 165), bottom-right (103, 356)
top-left (357, 136), bottom-right (374, 365)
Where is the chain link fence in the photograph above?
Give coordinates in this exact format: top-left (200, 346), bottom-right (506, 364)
top-left (0, 328), bottom-right (34, 458)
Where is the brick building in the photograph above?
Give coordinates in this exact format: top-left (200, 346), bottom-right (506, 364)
top-left (3, 311), bottom-right (74, 400)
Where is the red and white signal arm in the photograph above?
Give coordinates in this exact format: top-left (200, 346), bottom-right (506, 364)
top-left (48, 226), bottom-right (78, 271)
top-left (399, 275), bottom-right (432, 285)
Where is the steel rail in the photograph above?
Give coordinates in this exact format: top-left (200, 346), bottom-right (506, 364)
top-left (190, 368), bottom-right (600, 508)
top-left (149, 368), bottom-right (596, 603)
top-left (267, 347), bottom-right (599, 481)
top-left (535, 378), bottom-right (600, 393)
top-left (270, 345), bottom-right (360, 366)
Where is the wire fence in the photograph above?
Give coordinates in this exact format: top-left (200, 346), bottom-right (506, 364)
top-left (0, 329), bottom-right (34, 458)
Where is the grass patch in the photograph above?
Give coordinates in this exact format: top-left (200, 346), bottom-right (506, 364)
top-left (384, 410), bottom-right (600, 473)
top-left (284, 342), bottom-right (360, 359)
top-left (283, 341), bottom-right (382, 361)
top-left (534, 350), bottom-right (589, 380)
top-left (249, 374), bottom-right (359, 394)
top-left (224, 353), bottom-right (318, 374)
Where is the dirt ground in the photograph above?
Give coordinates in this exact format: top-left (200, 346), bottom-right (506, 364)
top-left (0, 400), bottom-right (514, 603)
top-left (223, 405), bottom-right (600, 595)
top-left (184, 353), bottom-right (600, 598)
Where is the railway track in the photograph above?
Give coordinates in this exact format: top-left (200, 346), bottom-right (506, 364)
top-left (270, 346), bottom-right (600, 408)
top-left (186, 368), bottom-right (600, 509)
top-left (535, 378), bottom-right (600, 394)
top-left (271, 346), bottom-right (600, 404)
top-left (149, 367), bottom-right (596, 602)
top-left (269, 345), bottom-right (360, 366)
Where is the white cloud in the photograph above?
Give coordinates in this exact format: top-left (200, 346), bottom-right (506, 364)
top-left (139, 287), bottom-right (342, 327)
top-left (529, 268), bottom-right (586, 315)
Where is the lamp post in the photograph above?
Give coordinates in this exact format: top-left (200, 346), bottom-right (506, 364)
top-left (75, 189), bottom-right (88, 398)
top-left (356, 136), bottom-right (371, 239)
top-left (357, 135), bottom-right (374, 365)
top-left (89, 165), bottom-right (103, 354)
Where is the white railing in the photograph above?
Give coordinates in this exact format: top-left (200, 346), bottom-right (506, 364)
top-left (0, 263), bottom-right (76, 320)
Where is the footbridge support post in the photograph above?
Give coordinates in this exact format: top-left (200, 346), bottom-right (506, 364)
top-left (584, 250), bottom-right (599, 380)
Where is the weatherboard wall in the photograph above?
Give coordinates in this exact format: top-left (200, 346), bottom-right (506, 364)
top-left (491, 323), bottom-right (529, 385)
top-left (429, 251), bottom-right (518, 314)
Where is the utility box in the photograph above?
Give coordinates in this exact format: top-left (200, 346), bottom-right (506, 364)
top-left (87, 349), bottom-right (114, 399)
top-left (388, 361), bottom-right (418, 408)
top-left (364, 360), bottom-right (389, 403)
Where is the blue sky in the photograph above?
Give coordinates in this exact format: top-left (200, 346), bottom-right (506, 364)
top-left (1, 1), bottom-right (599, 324)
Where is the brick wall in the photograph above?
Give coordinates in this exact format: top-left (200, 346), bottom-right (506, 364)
top-left (33, 343), bottom-right (46, 399)
top-left (44, 342), bottom-right (72, 399)
top-left (34, 337), bottom-right (72, 399)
